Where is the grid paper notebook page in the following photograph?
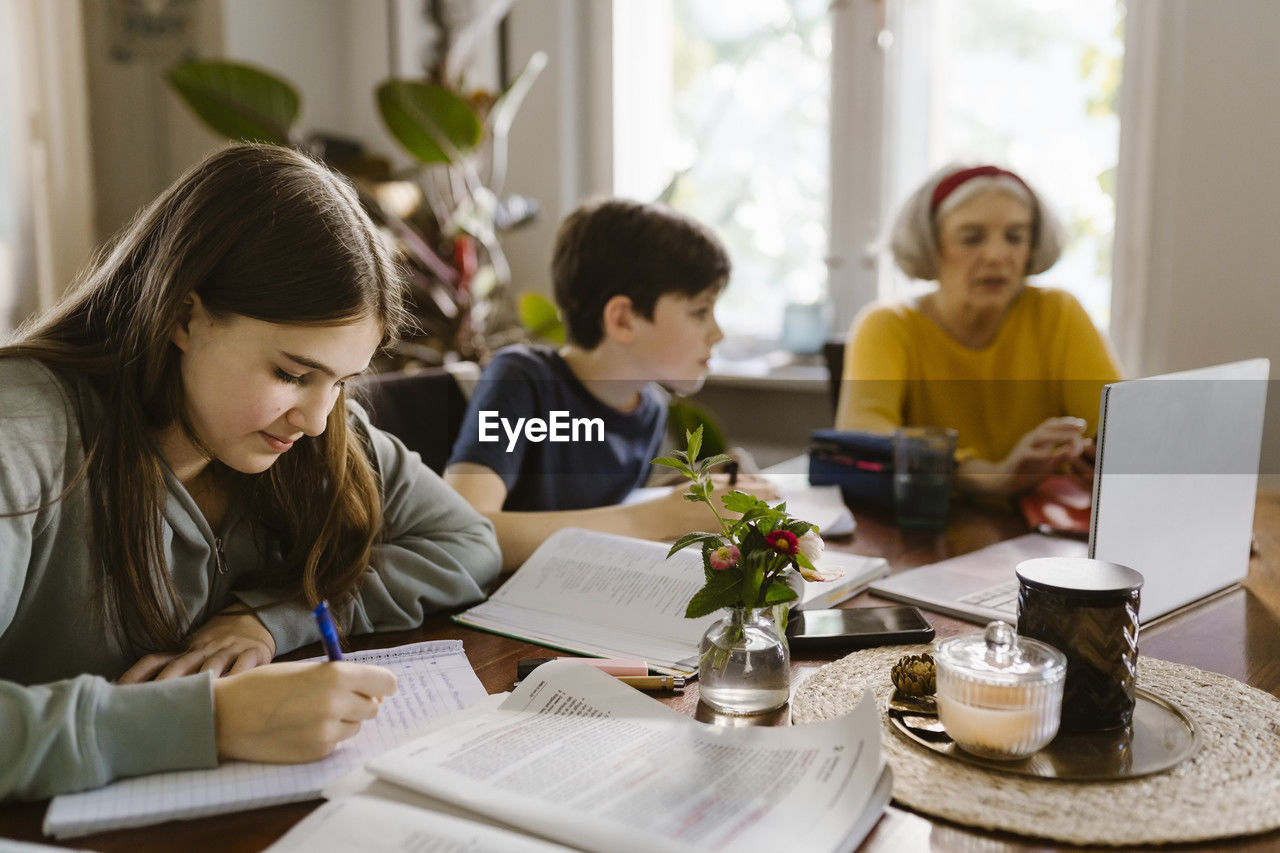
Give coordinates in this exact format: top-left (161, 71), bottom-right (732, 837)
top-left (43, 640), bottom-right (486, 839)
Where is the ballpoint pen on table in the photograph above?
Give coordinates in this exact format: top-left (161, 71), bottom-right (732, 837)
top-left (517, 657), bottom-right (648, 679)
top-left (616, 675), bottom-right (685, 691)
top-left (515, 658), bottom-right (684, 691)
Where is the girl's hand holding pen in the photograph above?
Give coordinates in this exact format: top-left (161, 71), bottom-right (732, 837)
top-left (212, 662), bottom-right (397, 763)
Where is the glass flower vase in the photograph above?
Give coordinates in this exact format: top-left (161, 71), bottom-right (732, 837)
top-left (698, 606), bottom-right (791, 714)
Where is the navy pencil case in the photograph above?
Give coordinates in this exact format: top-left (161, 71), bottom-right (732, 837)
top-left (808, 428), bottom-right (895, 510)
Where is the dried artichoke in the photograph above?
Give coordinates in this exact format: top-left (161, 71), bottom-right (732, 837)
top-left (891, 653), bottom-right (936, 696)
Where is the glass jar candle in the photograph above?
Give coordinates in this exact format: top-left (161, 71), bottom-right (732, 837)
top-left (935, 621), bottom-right (1066, 760)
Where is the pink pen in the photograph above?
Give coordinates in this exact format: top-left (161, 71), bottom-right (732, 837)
top-left (517, 657), bottom-right (649, 679)
top-left (574, 658), bottom-right (649, 677)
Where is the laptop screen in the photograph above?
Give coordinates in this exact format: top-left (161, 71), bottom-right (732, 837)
top-left (1089, 358), bottom-right (1270, 620)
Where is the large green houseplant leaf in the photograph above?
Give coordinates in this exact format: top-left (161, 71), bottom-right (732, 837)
top-left (168, 60), bottom-right (300, 146)
top-left (376, 80), bottom-right (484, 165)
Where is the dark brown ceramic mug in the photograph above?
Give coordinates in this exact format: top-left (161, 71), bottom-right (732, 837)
top-left (1015, 557), bottom-right (1144, 732)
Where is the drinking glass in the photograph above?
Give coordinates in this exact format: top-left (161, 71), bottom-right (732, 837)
top-left (892, 426), bottom-right (958, 528)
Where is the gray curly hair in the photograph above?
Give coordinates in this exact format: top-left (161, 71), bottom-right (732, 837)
top-left (888, 163), bottom-right (1066, 281)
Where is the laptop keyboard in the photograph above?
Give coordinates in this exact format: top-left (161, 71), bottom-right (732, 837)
top-left (958, 580), bottom-right (1019, 616)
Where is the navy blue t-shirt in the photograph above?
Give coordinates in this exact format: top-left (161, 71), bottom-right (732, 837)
top-left (447, 345), bottom-right (668, 511)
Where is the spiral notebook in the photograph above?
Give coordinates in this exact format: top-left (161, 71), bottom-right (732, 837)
top-left (43, 641), bottom-right (486, 839)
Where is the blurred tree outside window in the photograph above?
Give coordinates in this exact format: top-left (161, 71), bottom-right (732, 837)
top-left (614, 0), bottom-right (830, 343)
top-left (613, 0), bottom-right (1123, 340)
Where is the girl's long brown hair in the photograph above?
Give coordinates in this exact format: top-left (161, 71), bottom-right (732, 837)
top-left (1, 144), bottom-right (410, 652)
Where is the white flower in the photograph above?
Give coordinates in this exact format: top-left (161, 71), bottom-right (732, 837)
top-left (797, 530), bottom-right (824, 564)
top-left (795, 530), bottom-right (843, 582)
top-left (797, 561), bottom-right (844, 583)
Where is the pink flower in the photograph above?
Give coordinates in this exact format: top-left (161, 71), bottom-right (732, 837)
top-left (709, 544), bottom-right (740, 571)
top-left (765, 529), bottom-right (799, 556)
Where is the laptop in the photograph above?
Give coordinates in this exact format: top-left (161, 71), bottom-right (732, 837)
top-left (868, 359), bottom-right (1271, 625)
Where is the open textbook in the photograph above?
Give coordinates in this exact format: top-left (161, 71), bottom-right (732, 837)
top-left (453, 528), bottom-right (889, 675)
top-left (293, 661), bottom-right (889, 853)
top-left (42, 640), bottom-right (486, 839)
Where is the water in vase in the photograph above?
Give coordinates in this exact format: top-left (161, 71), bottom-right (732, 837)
top-left (699, 611), bottom-right (791, 715)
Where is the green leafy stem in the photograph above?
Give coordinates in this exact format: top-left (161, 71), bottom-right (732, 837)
top-left (652, 426), bottom-right (818, 619)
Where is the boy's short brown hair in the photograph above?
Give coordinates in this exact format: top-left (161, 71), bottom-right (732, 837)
top-left (551, 198), bottom-right (730, 348)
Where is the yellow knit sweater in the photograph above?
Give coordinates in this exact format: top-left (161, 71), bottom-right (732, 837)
top-left (834, 286), bottom-right (1122, 463)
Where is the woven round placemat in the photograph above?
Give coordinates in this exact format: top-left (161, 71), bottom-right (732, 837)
top-left (792, 645), bottom-right (1280, 846)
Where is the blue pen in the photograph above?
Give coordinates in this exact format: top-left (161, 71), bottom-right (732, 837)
top-left (313, 600), bottom-right (343, 661)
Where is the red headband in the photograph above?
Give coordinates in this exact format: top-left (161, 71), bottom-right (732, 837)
top-left (930, 166), bottom-right (1032, 213)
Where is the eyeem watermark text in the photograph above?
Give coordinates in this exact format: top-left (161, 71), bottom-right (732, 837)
top-left (478, 411), bottom-right (605, 451)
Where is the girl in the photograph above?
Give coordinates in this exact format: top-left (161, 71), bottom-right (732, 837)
top-left (0, 144), bottom-right (501, 800)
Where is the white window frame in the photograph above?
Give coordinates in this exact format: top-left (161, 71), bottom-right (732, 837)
top-left (1109, 0), bottom-right (1175, 376)
top-left (827, 0), bottom-right (890, 337)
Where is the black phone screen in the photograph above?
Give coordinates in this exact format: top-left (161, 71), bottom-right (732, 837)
top-left (786, 605), bottom-right (935, 650)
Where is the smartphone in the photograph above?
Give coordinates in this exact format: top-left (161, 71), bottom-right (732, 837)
top-left (786, 605), bottom-right (935, 650)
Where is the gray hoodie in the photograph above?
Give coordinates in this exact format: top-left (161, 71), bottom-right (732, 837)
top-left (0, 358), bottom-right (501, 800)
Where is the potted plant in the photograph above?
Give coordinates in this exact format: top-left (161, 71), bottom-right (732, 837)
top-left (165, 1), bottom-right (545, 366)
top-left (654, 427), bottom-right (842, 714)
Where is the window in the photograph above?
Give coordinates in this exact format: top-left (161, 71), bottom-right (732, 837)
top-left (613, 0), bottom-right (830, 342)
top-left (612, 0), bottom-right (1124, 341)
top-left (0, 0), bottom-right (97, 336)
top-left (884, 0), bottom-right (1124, 327)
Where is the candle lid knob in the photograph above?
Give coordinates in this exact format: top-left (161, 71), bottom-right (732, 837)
top-left (984, 620), bottom-right (1017, 665)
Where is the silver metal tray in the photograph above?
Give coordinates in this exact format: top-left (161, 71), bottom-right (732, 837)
top-left (887, 688), bottom-right (1199, 781)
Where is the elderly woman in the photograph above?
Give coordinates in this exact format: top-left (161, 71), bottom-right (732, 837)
top-left (835, 164), bottom-right (1122, 497)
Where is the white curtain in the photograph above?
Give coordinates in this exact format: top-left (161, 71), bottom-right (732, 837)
top-left (0, 0), bottom-right (97, 338)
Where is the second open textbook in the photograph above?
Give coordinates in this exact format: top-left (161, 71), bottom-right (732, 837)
top-left (453, 527), bottom-right (890, 675)
top-left (267, 661), bottom-right (891, 853)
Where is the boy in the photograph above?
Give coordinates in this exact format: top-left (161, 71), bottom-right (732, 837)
top-left (445, 198), bottom-right (773, 570)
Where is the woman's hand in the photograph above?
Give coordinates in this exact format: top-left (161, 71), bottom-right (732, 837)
top-left (118, 606), bottom-right (277, 683)
top-left (956, 417), bottom-right (1090, 496)
top-left (213, 662), bottom-right (396, 763)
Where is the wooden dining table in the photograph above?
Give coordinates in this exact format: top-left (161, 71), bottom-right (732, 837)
top-left (3, 492), bottom-right (1278, 852)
